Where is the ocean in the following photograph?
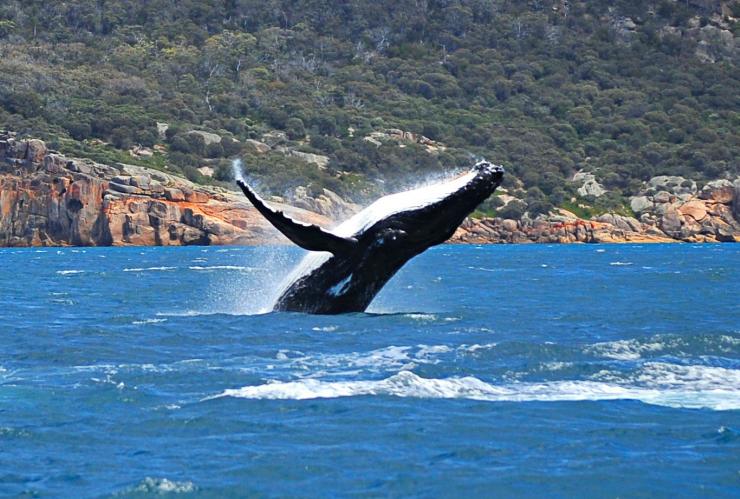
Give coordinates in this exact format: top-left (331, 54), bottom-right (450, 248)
top-left (0, 244), bottom-right (738, 497)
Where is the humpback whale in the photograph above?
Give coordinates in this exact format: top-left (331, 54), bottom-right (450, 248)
top-left (237, 160), bottom-right (504, 314)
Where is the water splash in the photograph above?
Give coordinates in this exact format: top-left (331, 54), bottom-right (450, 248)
top-left (231, 158), bottom-right (245, 183)
top-left (203, 246), bottom-right (302, 315)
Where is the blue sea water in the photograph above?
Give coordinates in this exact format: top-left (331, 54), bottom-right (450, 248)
top-left (0, 243), bottom-right (738, 497)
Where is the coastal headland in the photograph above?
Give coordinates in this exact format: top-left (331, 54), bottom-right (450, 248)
top-left (1, 133), bottom-right (739, 247)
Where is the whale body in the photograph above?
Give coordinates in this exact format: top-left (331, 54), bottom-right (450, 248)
top-left (237, 160), bottom-right (504, 314)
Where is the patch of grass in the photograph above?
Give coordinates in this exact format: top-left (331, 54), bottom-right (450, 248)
top-left (560, 200), bottom-right (596, 219)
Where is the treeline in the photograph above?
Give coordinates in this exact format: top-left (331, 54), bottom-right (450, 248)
top-left (0, 0), bottom-right (737, 215)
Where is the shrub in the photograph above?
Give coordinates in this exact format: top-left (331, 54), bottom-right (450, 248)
top-left (286, 117), bottom-right (306, 140)
top-left (498, 200), bottom-right (527, 219)
top-left (205, 142), bottom-right (225, 158)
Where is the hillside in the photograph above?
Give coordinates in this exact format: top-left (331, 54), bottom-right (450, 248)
top-left (0, 0), bottom-right (738, 218)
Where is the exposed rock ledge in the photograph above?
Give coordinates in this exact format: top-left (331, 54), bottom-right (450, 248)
top-left (452, 193), bottom-right (740, 245)
top-left (0, 133), bottom-right (333, 247)
top-left (1, 134), bottom-right (738, 247)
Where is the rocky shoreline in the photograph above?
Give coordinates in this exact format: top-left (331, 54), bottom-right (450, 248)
top-left (452, 176), bottom-right (740, 244)
top-left (1, 133), bottom-right (738, 247)
top-left (0, 133), bottom-right (336, 247)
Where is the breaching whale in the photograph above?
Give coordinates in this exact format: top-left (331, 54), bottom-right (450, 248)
top-left (237, 160), bottom-right (504, 314)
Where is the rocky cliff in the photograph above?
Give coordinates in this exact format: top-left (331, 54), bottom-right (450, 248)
top-left (0, 132), bottom-right (332, 247)
top-left (1, 133), bottom-right (739, 247)
top-left (452, 177), bottom-right (740, 244)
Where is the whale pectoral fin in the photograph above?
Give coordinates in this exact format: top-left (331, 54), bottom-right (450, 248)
top-left (237, 180), bottom-right (357, 254)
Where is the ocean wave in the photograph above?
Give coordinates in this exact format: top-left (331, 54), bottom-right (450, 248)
top-left (56, 269), bottom-right (85, 275)
top-left (609, 261), bottom-right (633, 266)
top-left (585, 338), bottom-right (667, 360)
top-left (585, 335), bottom-right (740, 360)
top-left (270, 343), bottom-right (493, 376)
top-left (115, 477), bottom-right (196, 495)
top-left (132, 318), bottom-right (168, 325)
top-left (405, 313), bottom-right (437, 321)
top-left (211, 368), bottom-right (740, 410)
top-left (122, 266), bottom-right (177, 272)
top-left (188, 265), bottom-right (256, 271)
top-left (593, 362), bottom-right (740, 391)
top-left (311, 325), bottom-right (338, 332)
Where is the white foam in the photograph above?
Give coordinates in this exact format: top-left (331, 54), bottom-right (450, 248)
top-left (406, 313), bottom-right (437, 321)
top-left (56, 270), bottom-right (85, 275)
top-left (609, 261), bottom-right (633, 266)
top-left (585, 339), bottom-right (667, 360)
top-left (311, 325), bottom-right (338, 332)
top-left (132, 318), bottom-right (168, 325)
top-left (625, 362), bottom-right (740, 390)
top-left (268, 343), bottom-right (494, 377)
top-left (188, 265), bottom-right (256, 271)
top-left (459, 343), bottom-right (498, 353)
top-left (126, 477), bottom-right (196, 494)
top-left (156, 310), bottom-right (224, 317)
top-left (540, 361), bottom-right (574, 371)
top-left (212, 368), bottom-right (740, 410)
top-left (123, 266), bottom-right (176, 272)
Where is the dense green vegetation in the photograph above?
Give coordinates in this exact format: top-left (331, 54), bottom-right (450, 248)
top-left (0, 0), bottom-right (737, 216)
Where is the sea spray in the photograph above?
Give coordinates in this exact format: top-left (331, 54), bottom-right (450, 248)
top-left (202, 246), bottom-right (302, 315)
top-left (231, 158), bottom-right (245, 183)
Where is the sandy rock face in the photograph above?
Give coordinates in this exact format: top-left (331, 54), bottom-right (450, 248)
top-left (700, 180), bottom-right (735, 203)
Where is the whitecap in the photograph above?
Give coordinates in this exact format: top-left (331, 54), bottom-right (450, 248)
top-left (156, 310), bottom-right (209, 317)
top-left (211, 369), bottom-right (740, 410)
top-left (311, 325), bottom-right (338, 332)
top-left (271, 346), bottom-right (414, 376)
top-left (56, 270), bottom-right (85, 275)
top-left (609, 261), bottom-right (633, 266)
top-left (467, 266), bottom-right (508, 273)
top-left (132, 318), bottom-right (168, 325)
top-left (123, 266), bottom-right (177, 272)
top-left (120, 477), bottom-right (196, 495)
top-left (585, 339), bottom-right (666, 361)
top-left (188, 265), bottom-right (255, 271)
top-left (406, 313), bottom-right (437, 321)
top-left (458, 343), bottom-right (498, 353)
top-left (415, 344), bottom-right (452, 360)
top-left (540, 361), bottom-right (574, 371)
